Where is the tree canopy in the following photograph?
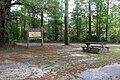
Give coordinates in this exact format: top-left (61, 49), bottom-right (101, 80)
top-left (0, 0), bottom-right (120, 46)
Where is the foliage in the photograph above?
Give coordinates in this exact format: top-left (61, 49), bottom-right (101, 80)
top-left (3, 0), bottom-right (120, 43)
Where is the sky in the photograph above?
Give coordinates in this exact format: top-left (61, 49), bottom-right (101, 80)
top-left (69, 0), bottom-right (75, 12)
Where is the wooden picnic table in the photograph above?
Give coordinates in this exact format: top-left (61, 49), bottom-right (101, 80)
top-left (85, 42), bottom-right (107, 48)
top-left (82, 42), bottom-right (109, 53)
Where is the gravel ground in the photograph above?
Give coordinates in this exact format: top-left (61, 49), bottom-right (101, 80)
top-left (0, 60), bottom-right (48, 80)
top-left (1, 60), bottom-right (120, 80)
top-left (0, 45), bottom-right (120, 80)
top-left (54, 63), bottom-right (120, 80)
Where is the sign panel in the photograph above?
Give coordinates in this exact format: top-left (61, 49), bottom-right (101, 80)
top-left (26, 28), bottom-right (44, 48)
top-left (29, 32), bottom-right (41, 37)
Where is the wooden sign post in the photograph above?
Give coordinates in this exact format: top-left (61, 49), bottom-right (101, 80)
top-left (26, 28), bottom-right (44, 48)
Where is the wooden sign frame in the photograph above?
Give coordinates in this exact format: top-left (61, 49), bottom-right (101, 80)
top-left (26, 28), bottom-right (44, 48)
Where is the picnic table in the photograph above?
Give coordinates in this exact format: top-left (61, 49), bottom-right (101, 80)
top-left (82, 42), bottom-right (109, 53)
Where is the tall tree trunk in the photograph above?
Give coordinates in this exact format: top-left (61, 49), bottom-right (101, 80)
top-left (0, 0), bottom-right (11, 46)
top-left (0, 0), bottom-right (6, 46)
top-left (99, 3), bottom-right (102, 41)
top-left (0, 8), bottom-right (5, 46)
top-left (106, 0), bottom-right (109, 41)
top-left (64, 0), bottom-right (69, 45)
top-left (85, 18), bottom-right (88, 35)
top-left (88, 0), bottom-right (92, 41)
top-left (60, 0), bottom-right (63, 40)
top-left (52, 21), bottom-right (54, 40)
top-left (96, 0), bottom-right (99, 41)
top-left (41, 11), bottom-right (43, 27)
top-left (75, 1), bottom-right (79, 37)
top-left (48, 19), bottom-right (51, 39)
top-left (23, 16), bottom-right (26, 40)
top-left (79, 17), bottom-right (82, 40)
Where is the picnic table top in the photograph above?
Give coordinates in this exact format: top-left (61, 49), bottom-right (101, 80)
top-left (85, 42), bottom-right (107, 44)
top-left (85, 42), bottom-right (107, 45)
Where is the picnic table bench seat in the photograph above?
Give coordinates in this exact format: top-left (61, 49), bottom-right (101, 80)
top-left (82, 46), bottom-right (101, 51)
top-left (91, 46), bottom-right (109, 50)
top-left (82, 46), bottom-right (102, 54)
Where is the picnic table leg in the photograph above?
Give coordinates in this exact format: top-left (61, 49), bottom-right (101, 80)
top-left (101, 44), bottom-right (107, 52)
top-left (41, 39), bottom-right (43, 46)
top-left (86, 44), bottom-right (90, 50)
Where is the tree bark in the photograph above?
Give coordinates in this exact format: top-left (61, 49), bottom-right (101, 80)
top-left (0, 0), bottom-right (6, 46)
top-left (0, 9), bottom-right (5, 46)
top-left (41, 11), bottom-right (43, 27)
top-left (96, 0), bottom-right (99, 41)
top-left (88, 0), bottom-right (92, 41)
top-left (106, 0), bottom-right (109, 41)
top-left (99, 3), bottom-right (102, 41)
top-left (64, 0), bottom-right (69, 45)
top-left (0, 0), bottom-right (12, 46)
top-left (79, 17), bottom-right (82, 40)
top-left (23, 16), bottom-right (26, 40)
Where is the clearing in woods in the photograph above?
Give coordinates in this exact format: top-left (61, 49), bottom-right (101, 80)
top-left (0, 44), bottom-right (120, 80)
